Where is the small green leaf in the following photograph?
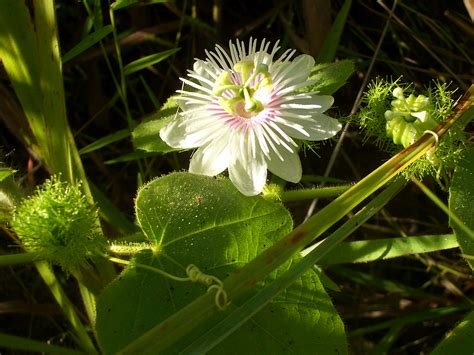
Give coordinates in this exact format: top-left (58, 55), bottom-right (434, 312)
top-left (62, 25), bottom-right (113, 63)
top-left (308, 60), bottom-right (355, 96)
top-left (96, 173), bottom-right (346, 354)
top-left (111, 0), bottom-right (169, 11)
top-left (316, 0), bottom-right (352, 63)
top-left (79, 129), bottom-right (130, 155)
top-left (132, 98), bottom-right (180, 153)
top-left (449, 148), bottom-right (474, 270)
top-left (431, 311), bottom-right (474, 355)
top-left (0, 168), bottom-right (16, 182)
top-left (123, 48), bottom-right (180, 76)
top-left (132, 118), bottom-right (176, 153)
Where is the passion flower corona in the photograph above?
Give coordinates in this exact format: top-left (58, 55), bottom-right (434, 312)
top-left (160, 38), bottom-right (342, 195)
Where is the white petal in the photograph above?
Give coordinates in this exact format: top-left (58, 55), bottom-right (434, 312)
top-left (159, 115), bottom-right (188, 148)
top-left (411, 111), bottom-right (428, 121)
top-left (276, 113), bottom-right (342, 141)
top-left (279, 94), bottom-right (334, 113)
top-left (189, 138), bottom-right (230, 176)
top-left (192, 59), bottom-right (217, 81)
top-left (228, 134), bottom-right (267, 196)
top-left (266, 146), bottom-right (302, 183)
top-left (160, 111), bottom-right (224, 149)
top-left (273, 54), bottom-right (315, 89)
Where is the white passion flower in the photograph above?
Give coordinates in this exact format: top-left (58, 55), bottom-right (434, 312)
top-left (160, 38), bottom-right (342, 196)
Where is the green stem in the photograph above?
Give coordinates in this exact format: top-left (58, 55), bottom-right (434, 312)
top-left (281, 184), bottom-right (351, 202)
top-left (0, 252), bottom-right (43, 266)
top-left (35, 261), bottom-right (98, 354)
top-left (120, 85), bottom-right (473, 353)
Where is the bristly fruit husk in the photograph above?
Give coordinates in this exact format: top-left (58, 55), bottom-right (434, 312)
top-left (10, 176), bottom-right (105, 272)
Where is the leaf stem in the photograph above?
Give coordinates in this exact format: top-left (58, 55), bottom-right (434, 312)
top-left (280, 184), bottom-right (351, 202)
top-left (0, 252), bottom-right (43, 266)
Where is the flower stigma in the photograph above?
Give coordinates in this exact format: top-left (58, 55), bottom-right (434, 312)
top-left (213, 61), bottom-right (272, 118)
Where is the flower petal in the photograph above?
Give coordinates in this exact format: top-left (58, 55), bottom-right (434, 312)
top-left (266, 145), bottom-right (302, 183)
top-left (160, 110), bottom-right (224, 149)
top-left (228, 134), bottom-right (267, 196)
top-left (278, 94), bottom-right (334, 113)
top-left (273, 54), bottom-right (315, 89)
top-left (276, 113), bottom-right (342, 141)
top-left (189, 137), bottom-right (230, 176)
top-left (159, 115), bottom-right (188, 148)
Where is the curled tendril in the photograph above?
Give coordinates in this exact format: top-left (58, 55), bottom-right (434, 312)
top-left (423, 130), bottom-right (439, 147)
top-left (104, 254), bottom-right (231, 311)
top-left (186, 264), bottom-right (230, 310)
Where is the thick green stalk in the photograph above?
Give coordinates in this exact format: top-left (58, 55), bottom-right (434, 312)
top-left (121, 85), bottom-right (473, 354)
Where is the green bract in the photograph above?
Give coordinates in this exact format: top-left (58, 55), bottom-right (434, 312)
top-left (11, 176), bottom-right (105, 272)
top-left (385, 87), bottom-right (438, 148)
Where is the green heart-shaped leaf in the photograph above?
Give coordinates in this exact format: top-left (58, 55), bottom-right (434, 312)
top-left (96, 173), bottom-right (346, 354)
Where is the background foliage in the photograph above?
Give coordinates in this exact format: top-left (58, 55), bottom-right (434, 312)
top-left (0, 0), bottom-right (472, 353)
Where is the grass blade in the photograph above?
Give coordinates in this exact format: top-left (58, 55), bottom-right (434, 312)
top-left (318, 234), bottom-right (458, 265)
top-left (123, 48), bottom-right (180, 76)
top-left (317, 0), bottom-right (352, 63)
top-left (111, 0), bottom-right (169, 11)
top-left (79, 129), bottom-right (130, 155)
top-left (62, 25), bottom-right (114, 63)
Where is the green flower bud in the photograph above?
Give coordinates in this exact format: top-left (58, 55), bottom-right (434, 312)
top-left (385, 87), bottom-right (438, 148)
top-left (10, 176), bottom-right (105, 272)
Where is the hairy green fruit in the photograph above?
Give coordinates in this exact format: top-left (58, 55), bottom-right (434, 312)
top-left (11, 176), bottom-right (105, 272)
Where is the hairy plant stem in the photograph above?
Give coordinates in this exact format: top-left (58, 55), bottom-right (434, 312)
top-left (280, 184), bottom-right (351, 202)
